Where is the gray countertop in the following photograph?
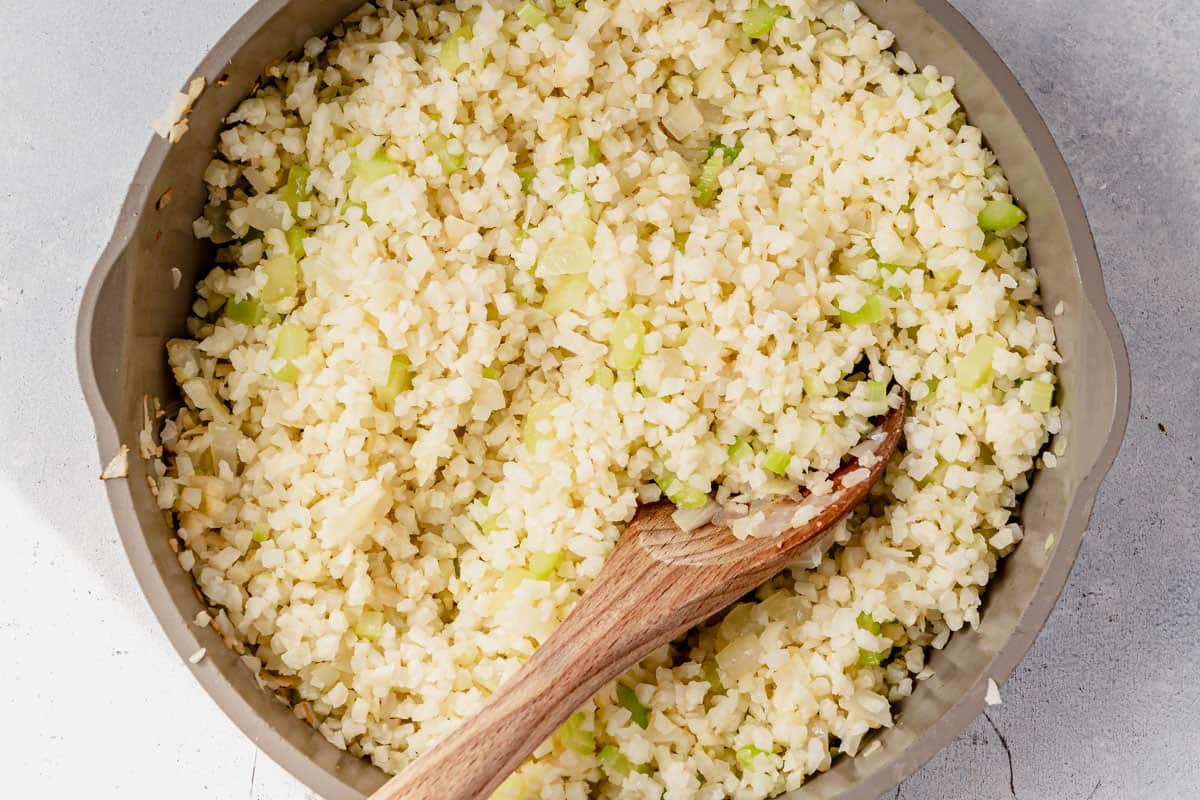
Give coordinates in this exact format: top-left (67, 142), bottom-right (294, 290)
top-left (1, 1), bottom-right (1195, 798)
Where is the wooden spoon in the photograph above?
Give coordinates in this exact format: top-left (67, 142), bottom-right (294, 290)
top-left (369, 394), bottom-right (906, 800)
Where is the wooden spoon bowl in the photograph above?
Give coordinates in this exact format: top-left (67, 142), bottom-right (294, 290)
top-left (370, 394), bottom-right (907, 800)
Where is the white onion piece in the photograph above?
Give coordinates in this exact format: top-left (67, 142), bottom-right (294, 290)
top-left (663, 98), bottom-right (704, 140)
top-left (671, 499), bottom-right (719, 532)
top-left (209, 421), bottom-right (241, 471)
top-left (716, 633), bottom-right (761, 680)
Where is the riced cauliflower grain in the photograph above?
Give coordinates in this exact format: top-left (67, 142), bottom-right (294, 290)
top-left (154, 1), bottom-right (1060, 796)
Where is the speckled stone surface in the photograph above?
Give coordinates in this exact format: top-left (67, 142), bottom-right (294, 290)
top-left (1, 2), bottom-right (1195, 798)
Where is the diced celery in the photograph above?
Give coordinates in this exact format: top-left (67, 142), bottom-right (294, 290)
top-left (597, 745), bottom-right (633, 777)
top-left (727, 436), bottom-right (753, 463)
top-left (350, 150), bottom-right (400, 183)
top-left (565, 213), bottom-right (597, 244)
top-left (524, 398), bottom-right (557, 452)
top-left (540, 232), bottom-right (593, 276)
top-left (251, 522), bottom-right (270, 543)
top-left (529, 550), bottom-right (562, 580)
top-left (764, 447), bottom-right (791, 476)
top-left (583, 139), bottom-right (602, 167)
top-left (516, 166), bottom-right (536, 194)
top-left (490, 773), bottom-right (533, 800)
top-left (542, 274), bottom-right (590, 316)
top-left (703, 659), bottom-right (725, 695)
top-left (560, 156), bottom-right (575, 179)
top-left (271, 321), bottom-right (309, 382)
top-left (655, 471), bottom-right (708, 508)
top-left (590, 366), bottom-right (616, 388)
top-left (975, 237), bottom-right (1006, 263)
top-left (285, 225), bottom-right (306, 260)
top-left (1025, 379), bottom-right (1054, 413)
top-left (440, 26), bottom-right (470, 73)
top-left (978, 199), bottom-right (1027, 231)
top-left (742, 2), bottom-right (787, 39)
top-left (933, 265), bottom-right (961, 285)
top-left (557, 711), bottom-right (595, 754)
top-left (282, 165), bottom-right (311, 214)
top-left (340, 200), bottom-right (373, 224)
top-left (696, 149), bottom-right (725, 207)
top-left (906, 74), bottom-right (931, 100)
top-left (864, 380), bottom-right (887, 405)
top-left (608, 310), bottom-right (645, 370)
top-left (427, 132), bottom-right (465, 175)
top-left (803, 374), bottom-right (829, 398)
top-left (479, 514), bottom-right (502, 535)
top-left (376, 354), bottom-right (413, 406)
top-left (262, 254), bottom-right (299, 303)
top-left (875, 261), bottom-right (909, 298)
top-left (226, 295), bottom-right (264, 325)
top-left (241, 227), bottom-right (264, 243)
top-left (616, 684), bottom-right (649, 729)
top-left (516, 0), bottom-right (548, 26)
top-left (501, 566), bottom-right (532, 594)
top-left (673, 482), bottom-right (709, 509)
top-left (838, 295), bottom-right (885, 326)
top-left (857, 647), bottom-right (891, 667)
top-left (955, 336), bottom-right (996, 391)
top-left (482, 365), bottom-right (502, 380)
top-left (355, 610), bottom-right (384, 640)
top-left (929, 91), bottom-right (955, 112)
top-left (856, 611), bottom-right (881, 635)
top-left (706, 140), bottom-right (743, 164)
top-left (736, 745), bottom-right (770, 769)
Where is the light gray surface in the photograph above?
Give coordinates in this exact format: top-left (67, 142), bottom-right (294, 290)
top-left (0, 1), bottom-right (1195, 798)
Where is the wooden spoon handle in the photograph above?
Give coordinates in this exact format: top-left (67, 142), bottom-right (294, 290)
top-left (367, 541), bottom-right (679, 800)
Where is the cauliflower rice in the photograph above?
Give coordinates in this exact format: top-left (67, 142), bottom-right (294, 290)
top-left (153, 0), bottom-right (1061, 797)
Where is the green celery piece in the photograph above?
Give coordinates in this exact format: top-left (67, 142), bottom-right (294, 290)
top-left (742, 2), bottom-right (787, 39)
top-left (616, 684), bottom-right (649, 729)
top-left (350, 150), bottom-right (400, 183)
top-left (427, 132), bottom-right (465, 175)
top-left (1025, 379), bottom-right (1054, 412)
top-left (271, 321), bottom-right (308, 382)
top-left (864, 380), bottom-right (887, 405)
top-left (282, 165), bottom-right (311, 214)
top-left (558, 711), bottom-right (595, 754)
top-left (285, 225), bottom-right (306, 260)
top-left (838, 295), bottom-right (885, 326)
top-left (727, 436), bottom-right (753, 463)
top-left (763, 447), bottom-right (791, 476)
top-left (516, 166), bottom-right (536, 194)
top-left (529, 551), bottom-right (562, 580)
top-left (955, 336), bottom-right (997, 391)
top-left (856, 611), bottom-right (881, 635)
top-left (736, 745), bottom-right (770, 769)
top-left (589, 366), bottom-right (616, 389)
top-left (226, 295), bottom-right (264, 325)
top-left (597, 745), bottom-right (633, 777)
top-left (978, 199), bottom-right (1026, 231)
top-left (262, 254), bottom-right (299, 303)
top-left (376, 354), bottom-right (413, 406)
top-left (516, 0), bottom-right (548, 26)
top-left (696, 149), bottom-right (725, 207)
top-left (857, 647), bottom-right (891, 667)
top-left (355, 610), bottom-right (384, 640)
top-left (608, 310), bottom-right (645, 370)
